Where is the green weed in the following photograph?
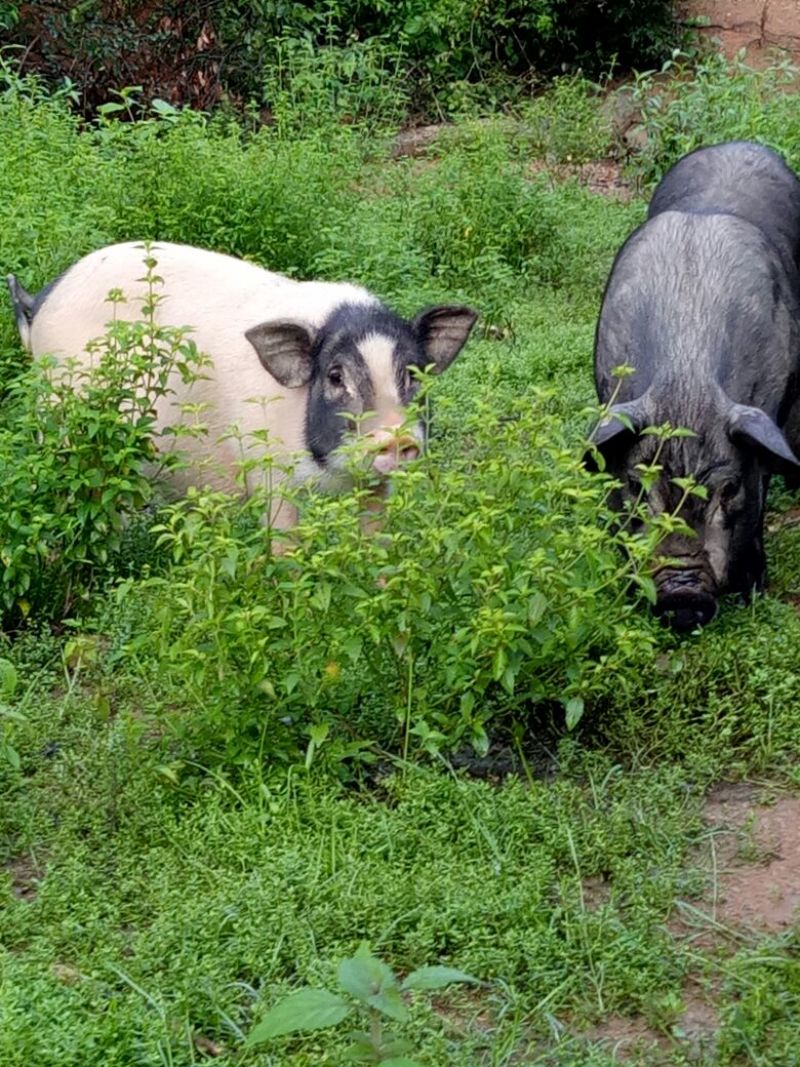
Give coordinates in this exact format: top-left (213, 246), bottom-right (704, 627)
top-left (626, 51), bottom-right (800, 185)
top-left (246, 942), bottom-right (477, 1063)
top-left (517, 76), bottom-right (613, 164)
top-left (0, 253), bottom-right (205, 623)
top-left (117, 385), bottom-right (681, 770)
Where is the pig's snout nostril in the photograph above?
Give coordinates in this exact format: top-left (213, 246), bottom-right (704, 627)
top-left (399, 443), bottom-right (420, 463)
top-left (370, 434), bottom-right (420, 474)
top-left (653, 592), bottom-right (717, 631)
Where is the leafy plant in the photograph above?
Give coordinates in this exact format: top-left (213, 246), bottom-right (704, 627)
top-left (5, 0), bottom-right (682, 123)
top-left (0, 250), bottom-right (205, 623)
top-left (518, 75), bottom-right (612, 164)
top-left (0, 656), bottom-right (24, 768)
top-left (246, 942), bottom-right (478, 1063)
top-left (262, 34), bottom-right (411, 134)
top-left (117, 377), bottom-right (702, 771)
top-left (626, 51), bottom-right (800, 186)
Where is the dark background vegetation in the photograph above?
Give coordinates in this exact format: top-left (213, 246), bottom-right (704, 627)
top-left (4, 0), bottom-right (681, 118)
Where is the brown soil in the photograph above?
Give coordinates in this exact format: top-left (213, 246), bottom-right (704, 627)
top-left (5, 853), bottom-right (43, 902)
top-left (689, 782), bottom-right (800, 935)
top-left (391, 123), bottom-right (633, 201)
top-left (585, 981), bottom-right (720, 1063)
top-left (528, 158), bottom-right (633, 200)
top-left (582, 783), bottom-right (800, 1061)
top-left (682, 0), bottom-right (800, 65)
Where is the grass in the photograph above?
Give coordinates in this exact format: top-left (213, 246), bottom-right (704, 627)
top-left (0, 684), bottom-right (709, 1065)
top-left (3, 55), bottom-right (800, 1065)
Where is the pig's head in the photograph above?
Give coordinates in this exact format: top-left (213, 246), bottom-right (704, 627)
top-left (245, 302), bottom-right (477, 486)
top-left (591, 395), bottom-right (800, 630)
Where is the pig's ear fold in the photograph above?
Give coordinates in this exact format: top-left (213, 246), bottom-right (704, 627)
top-left (245, 320), bottom-right (316, 388)
top-left (728, 403), bottom-right (800, 471)
top-left (412, 305), bottom-right (478, 373)
top-left (584, 401), bottom-right (643, 472)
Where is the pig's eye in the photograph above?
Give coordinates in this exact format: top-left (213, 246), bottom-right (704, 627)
top-left (327, 367), bottom-right (344, 388)
top-left (720, 482), bottom-right (739, 503)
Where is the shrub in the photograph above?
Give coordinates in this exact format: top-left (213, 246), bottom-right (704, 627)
top-left (3, 1), bottom-right (224, 116)
top-left (215, 1), bottom-right (683, 109)
top-left (261, 34), bottom-right (412, 133)
top-left (0, 255), bottom-right (204, 624)
top-left (118, 387), bottom-right (683, 771)
top-left (626, 52), bottom-right (800, 186)
top-left (517, 76), bottom-right (613, 164)
top-left (0, 69), bottom-right (364, 372)
top-left (5, 1), bottom-right (682, 122)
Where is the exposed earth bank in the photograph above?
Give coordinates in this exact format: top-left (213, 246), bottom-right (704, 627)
top-left (682, 0), bottom-right (800, 62)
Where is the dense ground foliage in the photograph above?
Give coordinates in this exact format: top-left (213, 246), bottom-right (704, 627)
top-left (3, 54), bottom-right (800, 1065)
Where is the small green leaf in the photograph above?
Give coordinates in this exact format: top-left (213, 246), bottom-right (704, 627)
top-left (632, 573), bottom-right (657, 603)
top-left (381, 1059), bottom-right (425, 1067)
top-left (527, 591), bottom-right (548, 626)
top-left (668, 426), bottom-right (698, 438)
top-left (564, 696), bottom-right (584, 731)
top-left (367, 985), bottom-right (408, 1022)
top-left (342, 634), bottom-right (363, 663)
top-left (308, 722), bottom-right (330, 746)
top-left (471, 724), bottom-right (490, 757)
top-left (380, 1036), bottom-right (414, 1057)
top-left (245, 988), bottom-right (351, 1046)
top-left (402, 966), bottom-right (479, 991)
top-left (0, 705), bottom-right (27, 724)
top-left (610, 363), bottom-right (635, 378)
top-left (0, 659), bottom-right (18, 701)
top-left (338, 948), bottom-right (396, 1002)
top-left (282, 671), bottom-right (301, 695)
top-left (342, 1030), bottom-right (374, 1060)
top-left (2, 744), bottom-right (21, 770)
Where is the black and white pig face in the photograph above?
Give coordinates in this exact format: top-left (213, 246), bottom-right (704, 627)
top-left (246, 302), bottom-right (477, 482)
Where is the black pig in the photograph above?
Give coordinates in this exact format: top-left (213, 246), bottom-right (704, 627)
top-left (592, 142), bottom-right (800, 630)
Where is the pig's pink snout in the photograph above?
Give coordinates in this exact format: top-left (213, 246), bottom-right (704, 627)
top-left (371, 432), bottom-right (421, 475)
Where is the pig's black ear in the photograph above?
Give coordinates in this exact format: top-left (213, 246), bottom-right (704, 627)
top-left (245, 320), bottom-right (316, 388)
top-left (728, 404), bottom-right (800, 471)
top-left (6, 274), bottom-right (34, 351)
top-left (584, 402), bottom-right (643, 471)
top-left (412, 305), bottom-right (478, 373)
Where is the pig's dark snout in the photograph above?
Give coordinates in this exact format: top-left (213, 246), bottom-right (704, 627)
top-left (653, 570), bottom-right (718, 630)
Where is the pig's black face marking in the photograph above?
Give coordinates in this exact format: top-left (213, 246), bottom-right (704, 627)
top-left (246, 299), bottom-right (474, 473)
top-left (303, 304), bottom-right (429, 467)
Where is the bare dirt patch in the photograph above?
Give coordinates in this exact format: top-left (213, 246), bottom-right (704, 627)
top-left (581, 874), bottom-right (613, 910)
top-left (5, 854), bottom-right (44, 902)
top-left (528, 158), bottom-right (633, 200)
top-left (584, 982), bottom-right (719, 1064)
top-left (389, 121), bottom-right (634, 201)
top-left (581, 784), bottom-right (800, 1060)
top-left (585, 1013), bottom-right (670, 1061)
top-left (696, 782), bottom-right (800, 933)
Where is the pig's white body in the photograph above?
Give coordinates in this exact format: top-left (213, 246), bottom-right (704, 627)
top-left (27, 242), bottom-right (380, 518)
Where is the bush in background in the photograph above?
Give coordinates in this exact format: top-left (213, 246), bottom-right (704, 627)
top-left (3, 0), bottom-right (682, 121)
top-left (627, 52), bottom-right (800, 185)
